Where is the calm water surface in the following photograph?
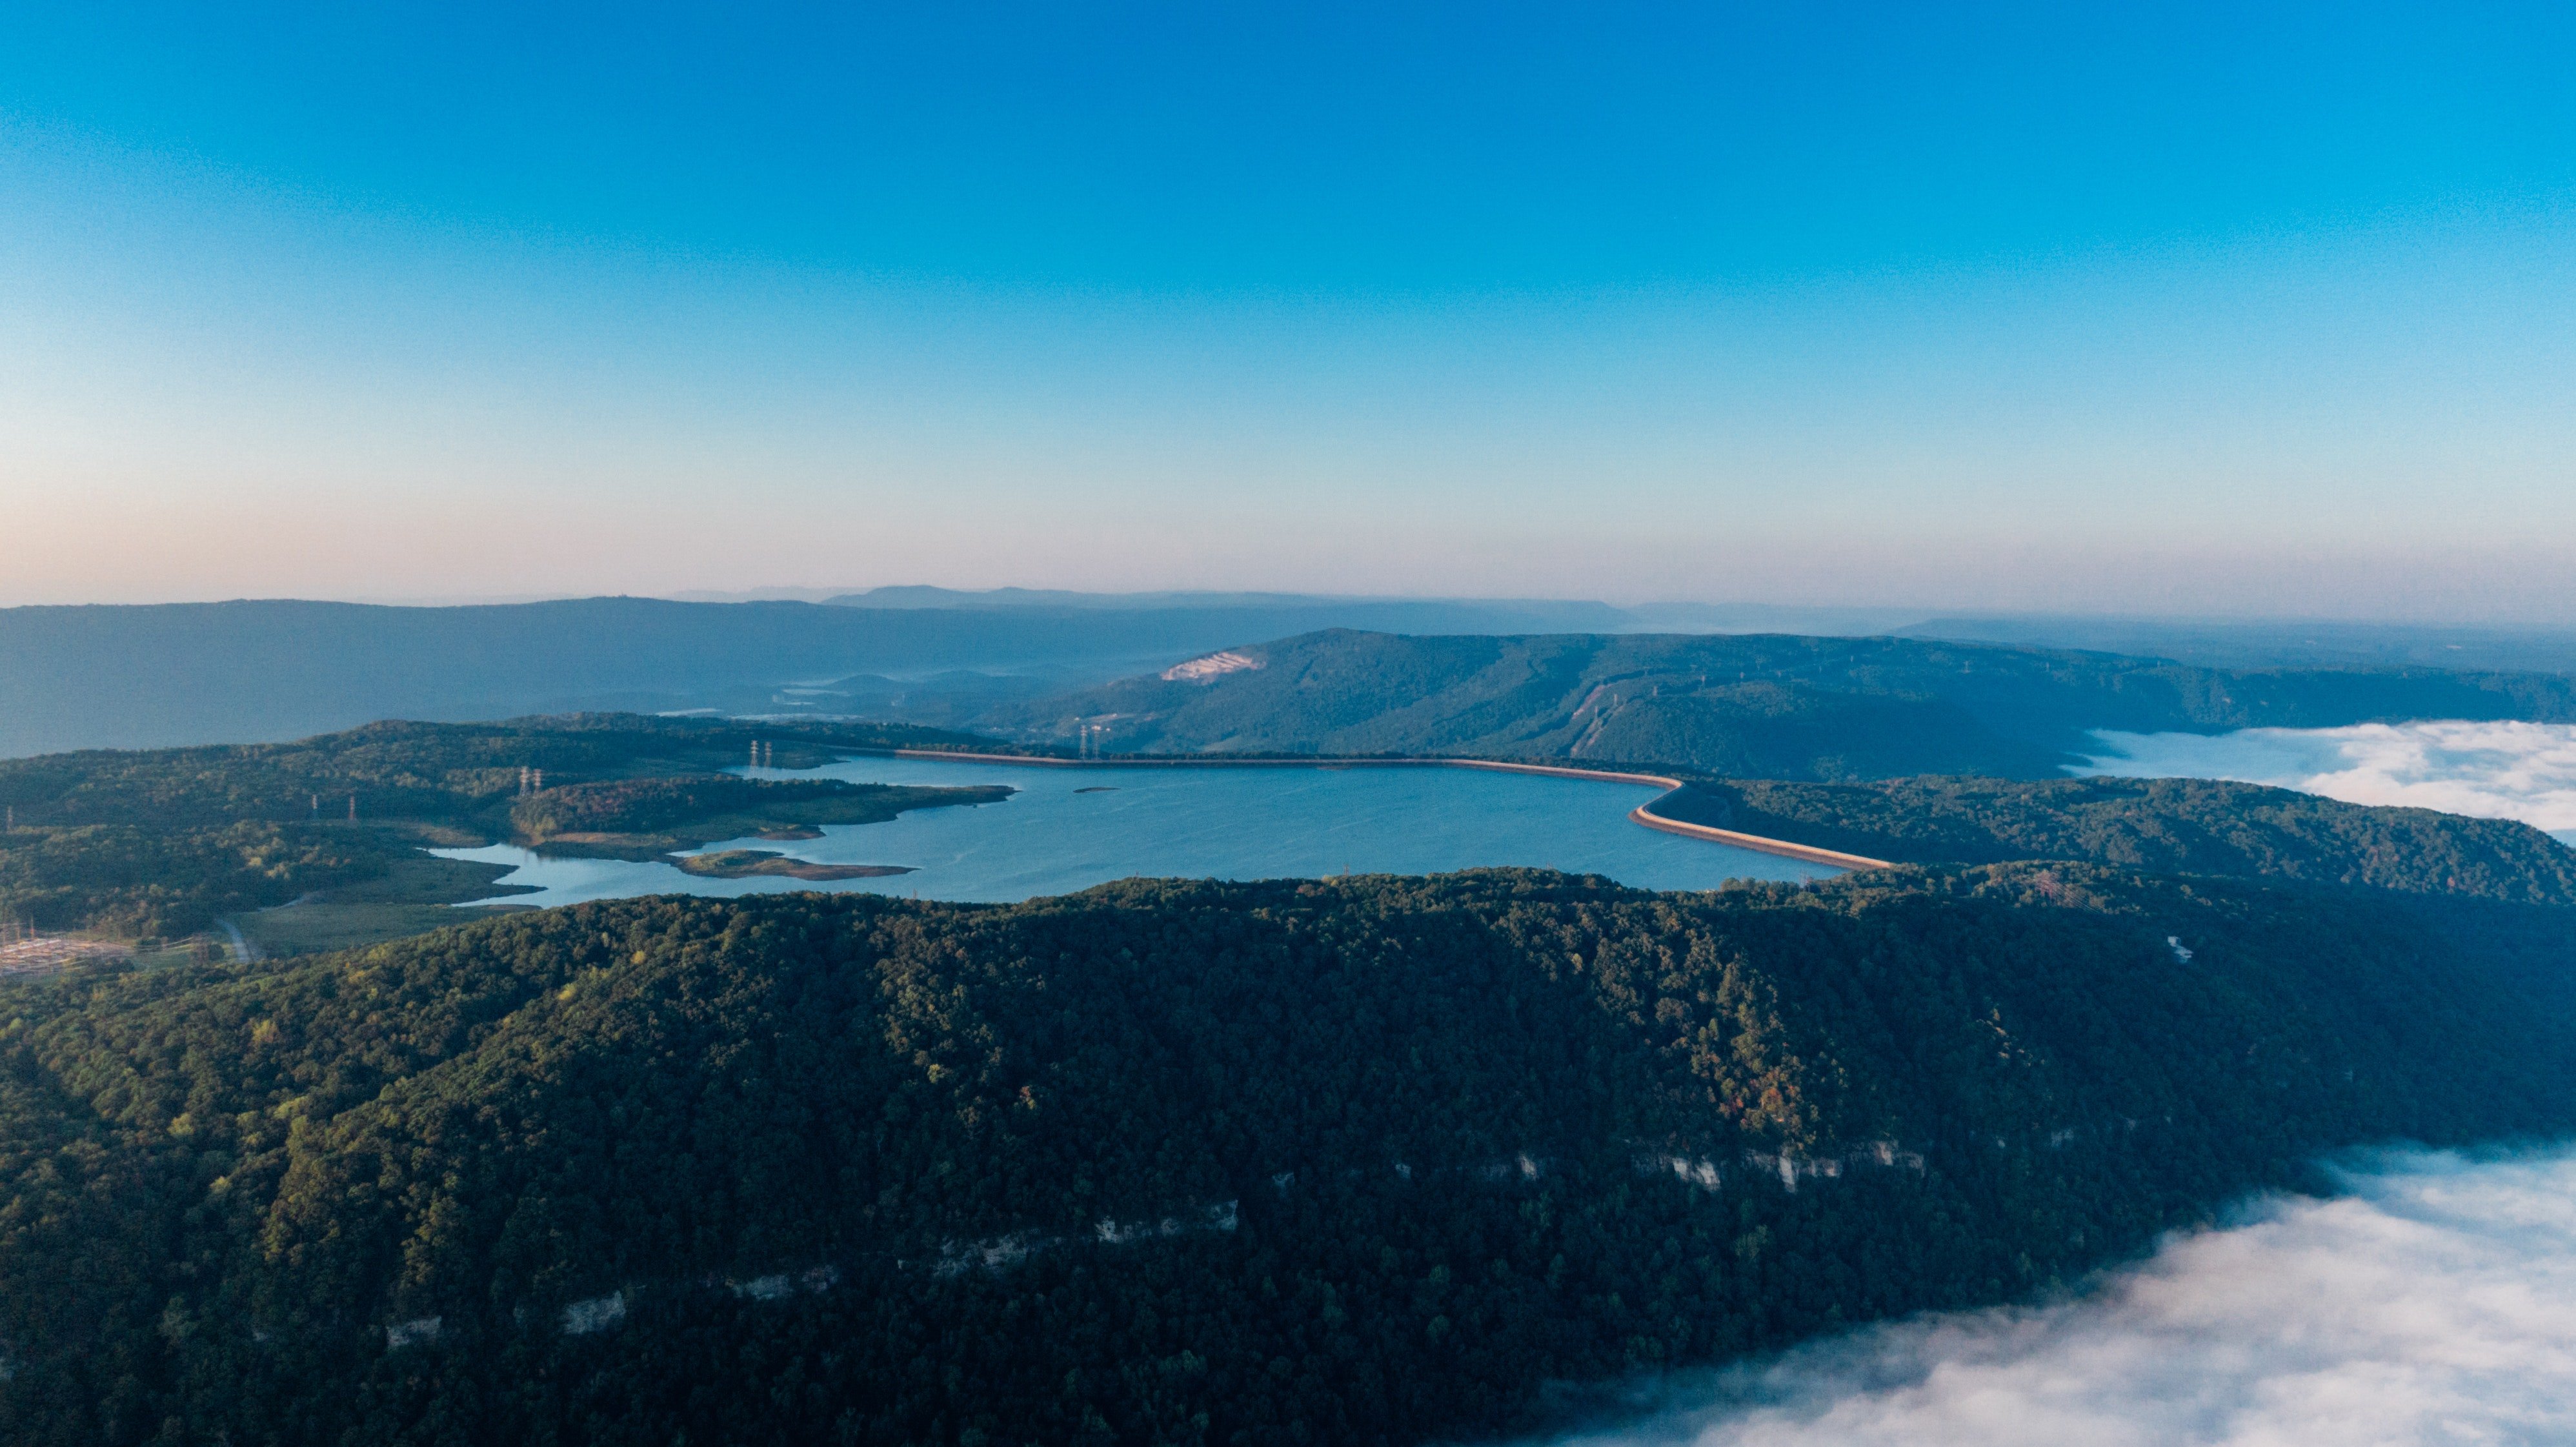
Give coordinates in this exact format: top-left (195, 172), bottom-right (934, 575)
top-left (435, 756), bottom-right (1833, 907)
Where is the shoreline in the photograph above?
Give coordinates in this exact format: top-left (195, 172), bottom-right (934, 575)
top-left (876, 749), bottom-right (1895, 873)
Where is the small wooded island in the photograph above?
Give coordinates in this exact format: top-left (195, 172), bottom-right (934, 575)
top-left (675, 849), bottom-right (913, 880)
top-left (508, 773), bottom-right (1008, 861)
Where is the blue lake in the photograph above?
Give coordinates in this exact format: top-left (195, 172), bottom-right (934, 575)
top-left (434, 755), bottom-right (1835, 907)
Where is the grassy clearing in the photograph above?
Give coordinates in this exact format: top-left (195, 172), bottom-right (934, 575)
top-left (237, 902), bottom-right (531, 958)
top-left (328, 853), bottom-right (532, 905)
top-left (227, 853), bottom-right (541, 958)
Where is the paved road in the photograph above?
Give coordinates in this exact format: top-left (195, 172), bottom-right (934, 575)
top-left (216, 918), bottom-right (261, 962)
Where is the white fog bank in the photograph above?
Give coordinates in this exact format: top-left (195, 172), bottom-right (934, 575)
top-left (2077, 720), bottom-right (2576, 842)
top-left (1541, 1145), bottom-right (2576, 1447)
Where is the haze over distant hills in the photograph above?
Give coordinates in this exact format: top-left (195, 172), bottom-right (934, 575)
top-left (10, 590), bottom-right (2576, 760)
top-left (823, 586), bottom-right (1632, 623)
top-left (991, 630), bottom-right (2576, 781)
top-left (0, 594), bottom-right (1641, 757)
top-left (1907, 616), bottom-right (2576, 674)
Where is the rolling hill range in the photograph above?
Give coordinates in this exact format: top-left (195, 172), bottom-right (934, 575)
top-left (1652, 775), bottom-right (2576, 904)
top-left (5, 866), bottom-right (2573, 1445)
top-left (19, 597), bottom-right (2576, 767)
top-left (986, 629), bottom-right (2576, 779)
top-left (0, 596), bottom-right (1640, 758)
top-left (1902, 614), bottom-right (2576, 673)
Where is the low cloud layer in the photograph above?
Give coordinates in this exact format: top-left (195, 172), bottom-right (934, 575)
top-left (2078, 720), bottom-right (2576, 840)
top-left (1540, 1146), bottom-right (2576, 1447)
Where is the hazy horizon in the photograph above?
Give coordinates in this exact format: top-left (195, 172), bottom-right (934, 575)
top-left (15, 586), bottom-right (2576, 638)
top-left (6, 4), bottom-right (2573, 620)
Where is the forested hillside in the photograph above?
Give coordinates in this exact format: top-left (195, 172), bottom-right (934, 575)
top-left (991, 629), bottom-right (2576, 779)
top-left (0, 596), bottom-right (1644, 757)
top-left (1653, 776), bottom-right (2576, 906)
top-left (3, 867), bottom-right (2570, 1445)
top-left (0, 716), bottom-right (1005, 941)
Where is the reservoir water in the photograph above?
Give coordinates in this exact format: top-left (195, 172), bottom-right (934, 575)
top-left (436, 754), bottom-right (1835, 907)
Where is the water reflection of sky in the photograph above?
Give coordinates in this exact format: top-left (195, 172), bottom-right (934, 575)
top-left (434, 756), bottom-right (1833, 907)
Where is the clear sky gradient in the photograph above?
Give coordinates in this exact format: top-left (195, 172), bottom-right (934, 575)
top-left (4, 3), bottom-right (2571, 618)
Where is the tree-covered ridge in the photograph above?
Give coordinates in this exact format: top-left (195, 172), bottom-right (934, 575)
top-left (0, 716), bottom-right (1016, 938)
top-left (0, 595), bottom-right (1658, 757)
top-left (0, 823), bottom-right (393, 940)
top-left (3, 867), bottom-right (2570, 1445)
top-left (992, 629), bottom-right (2576, 780)
top-left (0, 714), bottom-right (1003, 831)
top-left (1653, 775), bottom-right (2576, 906)
top-left (507, 776), bottom-right (1012, 860)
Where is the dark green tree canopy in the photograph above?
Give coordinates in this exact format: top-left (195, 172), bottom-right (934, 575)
top-left (3, 866), bottom-right (2570, 1446)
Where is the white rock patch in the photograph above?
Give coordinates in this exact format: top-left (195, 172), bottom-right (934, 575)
top-left (1161, 650), bottom-right (1264, 683)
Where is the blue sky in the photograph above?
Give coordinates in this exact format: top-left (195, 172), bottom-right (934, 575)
top-left (3, 2), bottom-right (2571, 616)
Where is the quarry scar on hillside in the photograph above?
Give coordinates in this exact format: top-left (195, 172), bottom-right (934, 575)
top-left (880, 749), bottom-right (1895, 871)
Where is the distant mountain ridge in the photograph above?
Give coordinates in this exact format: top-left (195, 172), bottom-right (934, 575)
top-left (824, 586), bottom-right (1633, 627)
top-left (13, 594), bottom-right (2576, 761)
top-left (1905, 615), bottom-right (2576, 674)
top-left (0, 596), bottom-right (1644, 758)
top-left (987, 629), bottom-right (2576, 780)
top-left (1655, 774), bottom-right (2576, 905)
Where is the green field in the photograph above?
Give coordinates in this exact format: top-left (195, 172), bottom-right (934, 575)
top-left (234, 900), bottom-right (530, 957)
